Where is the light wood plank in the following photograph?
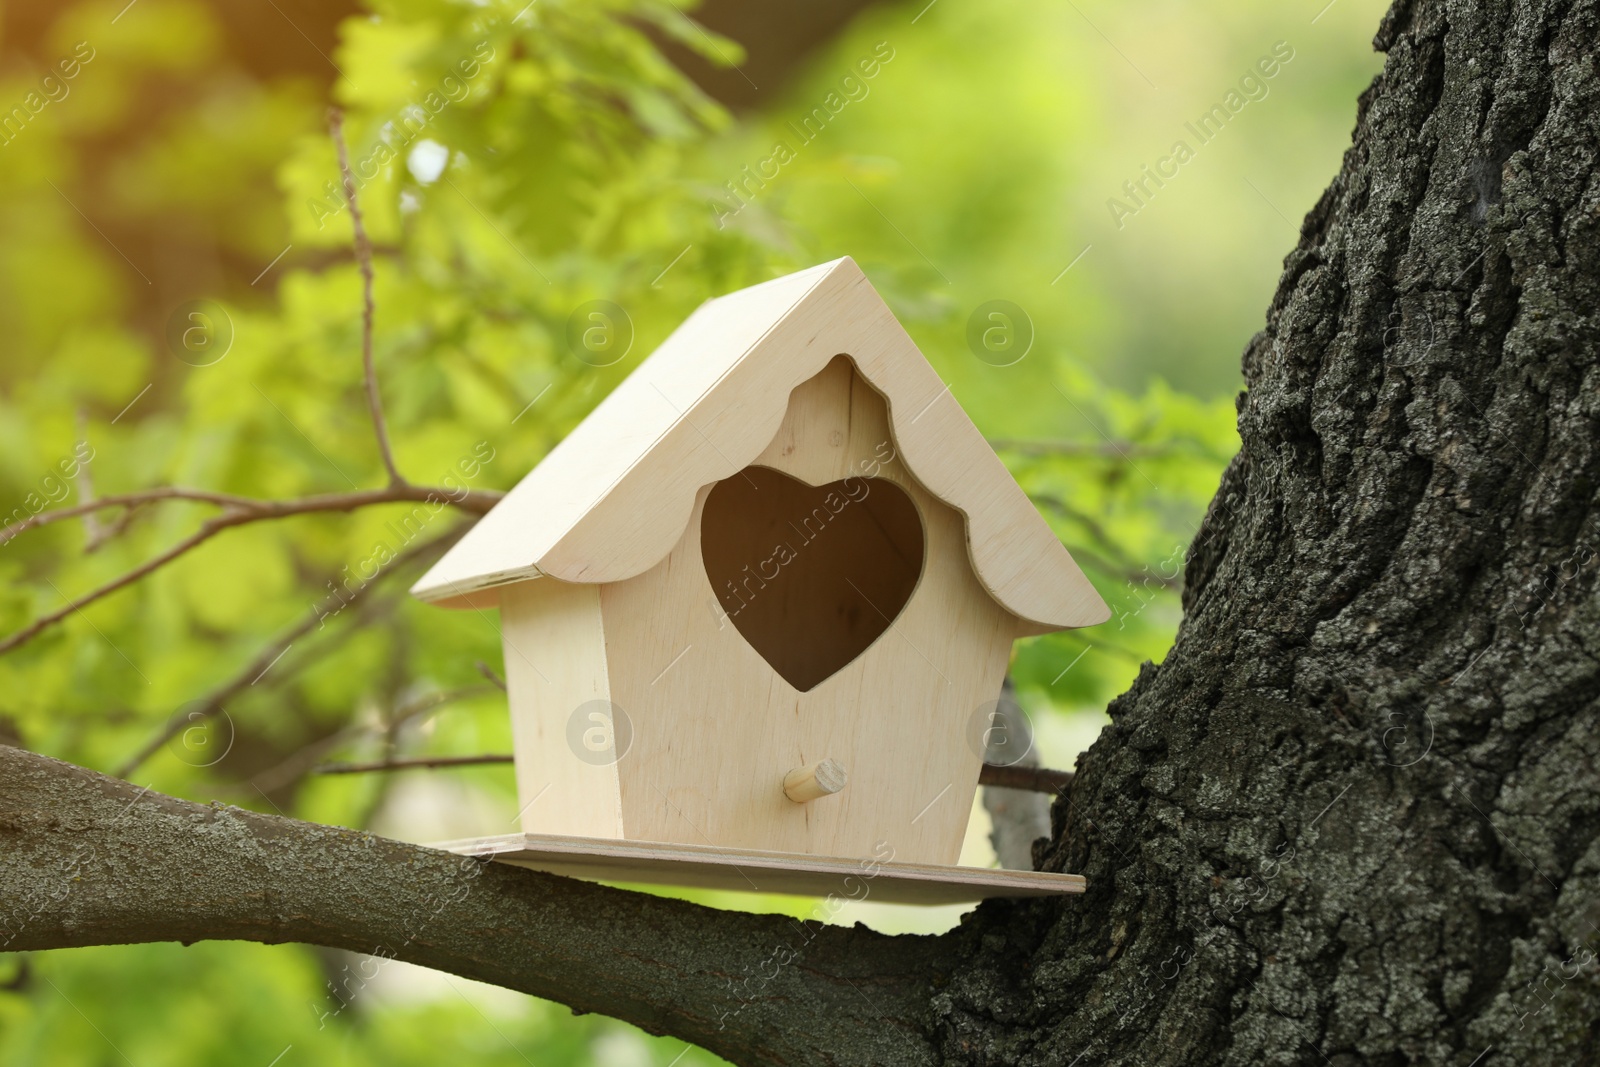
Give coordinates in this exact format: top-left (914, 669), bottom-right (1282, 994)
top-left (433, 832), bottom-right (1086, 906)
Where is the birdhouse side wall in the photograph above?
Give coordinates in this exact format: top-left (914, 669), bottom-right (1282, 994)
top-left (499, 578), bottom-right (625, 838)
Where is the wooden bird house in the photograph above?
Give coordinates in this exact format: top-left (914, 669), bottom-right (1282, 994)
top-left (417, 258), bottom-right (1107, 899)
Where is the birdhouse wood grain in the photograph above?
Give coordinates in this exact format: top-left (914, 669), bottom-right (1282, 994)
top-left (416, 257), bottom-right (1107, 895)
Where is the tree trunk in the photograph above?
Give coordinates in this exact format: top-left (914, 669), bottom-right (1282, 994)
top-left (4, 0), bottom-right (1599, 1063)
top-left (934, 0), bottom-right (1600, 1061)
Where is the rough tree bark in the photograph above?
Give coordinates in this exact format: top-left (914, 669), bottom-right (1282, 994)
top-left (952, 0), bottom-right (1600, 1060)
top-left (4, 0), bottom-right (1599, 1063)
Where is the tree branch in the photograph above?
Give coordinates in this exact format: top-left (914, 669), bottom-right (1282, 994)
top-left (249, 683), bottom-right (500, 794)
top-left (474, 660), bottom-right (507, 691)
top-left (307, 750), bottom-right (1077, 794)
top-left (0, 484), bottom-right (501, 549)
top-left (315, 753), bottom-right (514, 774)
top-left (329, 107), bottom-right (402, 488)
top-left (979, 763), bottom-right (1073, 795)
top-left (1031, 493), bottom-right (1180, 589)
top-left (0, 118), bottom-right (500, 663)
top-left (1, 521), bottom-right (232, 658)
top-left (0, 746), bottom-right (949, 1066)
top-left (73, 410), bottom-right (114, 553)
top-left (0, 486), bottom-right (500, 658)
top-left (113, 525), bottom-right (470, 779)
top-left (989, 438), bottom-right (1222, 460)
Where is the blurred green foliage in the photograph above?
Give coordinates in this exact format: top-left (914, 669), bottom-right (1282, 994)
top-left (0, 0), bottom-right (1383, 1061)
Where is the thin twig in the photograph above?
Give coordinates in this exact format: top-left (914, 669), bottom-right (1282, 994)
top-left (329, 107), bottom-right (403, 488)
top-left (1032, 493), bottom-right (1128, 557)
top-left (475, 660), bottom-right (507, 691)
top-left (0, 485), bottom-right (500, 658)
top-left (2, 488), bottom-right (233, 547)
top-left (0, 483), bottom-right (500, 548)
top-left (113, 526), bottom-right (471, 779)
top-left (314, 753), bottom-right (515, 775)
top-left (989, 438), bottom-right (1219, 460)
top-left (113, 584), bottom-right (399, 780)
top-left (979, 763), bottom-right (1074, 794)
top-left (1031, 493), bottom-right (1179, 588)
top-left (309, 752), bottom-right (1076, 794)
top-left (249, 683), bottom-right (499, 794)
top-left (74, 410), bottom-right (110, 551)
top-left (86, 507), bottom-right (139, 553)
top-left (4, 522), bottom-right (232, 658)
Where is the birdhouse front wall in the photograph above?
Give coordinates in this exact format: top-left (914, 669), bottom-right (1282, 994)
top-left (499, 356), bottom-right (1019, 866)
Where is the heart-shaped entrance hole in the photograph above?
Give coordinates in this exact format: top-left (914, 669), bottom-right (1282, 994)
top-left (701, 466), bottom-right (925, 691)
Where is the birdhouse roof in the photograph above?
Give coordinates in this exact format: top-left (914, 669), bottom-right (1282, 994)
top-left (411, 257), bottom-right (1108, 632)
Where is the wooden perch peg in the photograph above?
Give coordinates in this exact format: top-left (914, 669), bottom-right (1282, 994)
top-left (783, 758), bottom-right (848, 803)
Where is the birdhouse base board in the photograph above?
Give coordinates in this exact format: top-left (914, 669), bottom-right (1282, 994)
top-left (431, 832), bottom-right (1085, 906)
